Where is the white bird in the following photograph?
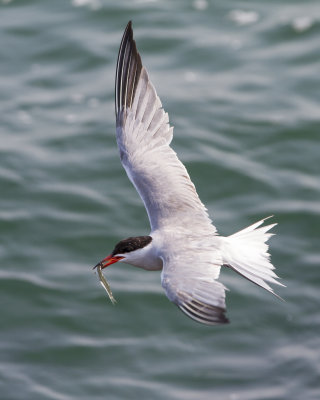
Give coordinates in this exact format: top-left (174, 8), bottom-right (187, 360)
top-left (94, 21), bottom-right (284, 325)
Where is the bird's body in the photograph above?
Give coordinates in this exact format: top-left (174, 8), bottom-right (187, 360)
top-left (94, 22), bottom-right (284, 325)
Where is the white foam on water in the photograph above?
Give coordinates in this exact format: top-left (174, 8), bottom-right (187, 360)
top-left (228, 9), bottom-right (259, 26)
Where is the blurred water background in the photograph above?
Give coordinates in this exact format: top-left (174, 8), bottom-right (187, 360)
top-left (1, 0), bottom-right (319, 399)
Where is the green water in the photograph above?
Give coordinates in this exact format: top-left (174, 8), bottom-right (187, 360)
top-left (1, 1), bottom-right (319, 399)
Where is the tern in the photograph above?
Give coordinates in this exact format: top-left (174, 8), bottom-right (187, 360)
top-left (94, 21), bottom-right (284, 325)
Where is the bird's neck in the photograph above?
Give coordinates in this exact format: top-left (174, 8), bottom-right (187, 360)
top-left (124, 239), bottom-right (163, 271)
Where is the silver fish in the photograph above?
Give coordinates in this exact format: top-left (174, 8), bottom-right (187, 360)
top-left (96, 264), bottom-right (117, 305)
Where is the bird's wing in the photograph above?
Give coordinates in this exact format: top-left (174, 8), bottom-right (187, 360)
top-left (161, 243), bottom-right (229, 326)
top-left (115, 21), bottom-right (215, 233)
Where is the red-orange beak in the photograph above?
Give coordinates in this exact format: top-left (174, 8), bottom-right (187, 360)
top-left (93, 255), bottom-right (124, 270)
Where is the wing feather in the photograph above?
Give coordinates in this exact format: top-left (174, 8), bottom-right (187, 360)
top-left (161, 250), bottom-right (229, 326)
top-left (180, 298), bottom-right (229, 325)
top-left (115, 21), bottom-right (215, 232)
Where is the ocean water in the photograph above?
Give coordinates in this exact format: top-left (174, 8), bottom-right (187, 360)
top-left (1, 0), bottom-right (319, 399)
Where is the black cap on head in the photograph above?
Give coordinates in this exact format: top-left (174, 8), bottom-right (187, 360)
top-left (111, 236), bottom-right (152, 256)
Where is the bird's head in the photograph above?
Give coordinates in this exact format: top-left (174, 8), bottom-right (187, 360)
top-left (94, 236), bottom-right (153, 269)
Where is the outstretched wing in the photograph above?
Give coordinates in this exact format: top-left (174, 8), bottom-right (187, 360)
top-left (115, 21), bottom-right (215, 233)
top-left (161, 246), bottom-right (229, 326)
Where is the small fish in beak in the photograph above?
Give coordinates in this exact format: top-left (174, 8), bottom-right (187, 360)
top-left (93, 262), bottom-right (117, 305)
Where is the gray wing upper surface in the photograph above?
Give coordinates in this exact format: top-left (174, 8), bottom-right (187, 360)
top-left (115, 22), bottom-right (216, 233)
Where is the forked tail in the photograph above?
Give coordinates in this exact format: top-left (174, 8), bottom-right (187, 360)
top-left (221, 217), bottom-right (285, 298)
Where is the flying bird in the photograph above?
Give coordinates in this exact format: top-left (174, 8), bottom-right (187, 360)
top-left (94, 21), bottom-right (284, 325)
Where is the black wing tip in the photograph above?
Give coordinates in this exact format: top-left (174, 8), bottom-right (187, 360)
top-left (115, 20), bottom-right (142, 117)
top-left (123, 20), bottom-right (133, 40)
top-left (179, 300), bottom-right (229, 326)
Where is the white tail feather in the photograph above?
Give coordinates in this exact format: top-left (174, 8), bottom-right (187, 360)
top-left (221, 217), bottom-right (285, 299)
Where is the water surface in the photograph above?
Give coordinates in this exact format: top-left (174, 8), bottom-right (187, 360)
top-left (1, 0), bottom-right (319, 399)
